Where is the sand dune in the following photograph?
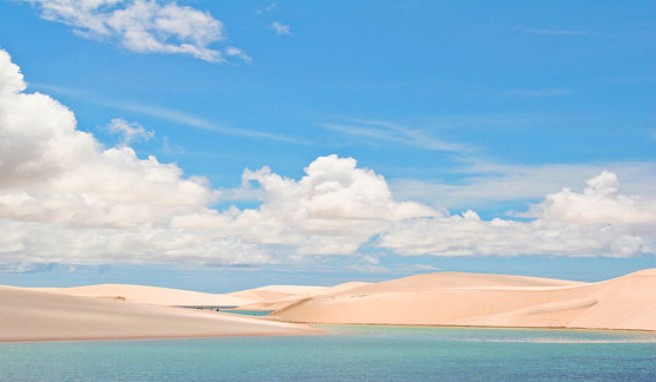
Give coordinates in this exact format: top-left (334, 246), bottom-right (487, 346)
top-left (36, 284), bottom-right (255, 307)
top-left (273, 270), bottom-right (656, 331)
top-left (235, 282), bottom-right (371, 311)
top-left (0, 286), bottom-right (319, 342)
top-left (8, 269), bottom-right (653, 342)
top-left (227, 285), bottom-right (329, 303)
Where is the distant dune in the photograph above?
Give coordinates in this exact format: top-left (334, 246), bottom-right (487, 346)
top-left (36, 284), bottom-right (255, 307)
top-left (235, 282), bottom-right (371, 311)
top-left (6, 269), bottom-right (654, 343)
top-left (227, 285), bottom-right (329, 304)
top-left (0, 286), bottom-right (319, 342)
top-left (272, 270), bottom-right (656, 331)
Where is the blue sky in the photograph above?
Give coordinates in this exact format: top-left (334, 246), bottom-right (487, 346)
top-left (0, 1), bottom-right (654, 290)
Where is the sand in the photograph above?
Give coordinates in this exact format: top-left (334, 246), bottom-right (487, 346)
top-left (273, 270), bottom-right (656, 331)
top-left (0, 286), bottom-right (320, 342)
top-left (234, 282), bottom-right (371, 311)
top-left (36, 284), bottom-right (255, 307)
top-left (5, 269), bottom-right (654, 342)
top-left (227, 285), bottom-right (329, 304)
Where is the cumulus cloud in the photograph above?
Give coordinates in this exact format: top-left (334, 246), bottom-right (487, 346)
top-left (534, 171), bottom-right (656, 226)
top-left (23, 0), bottom-right (246, 62)
top-left (107, 117), bottom-right (154, 145)
top-left (391, 162), bottom-right (656, 211)
top-left (173, 155), bottom-right (439, 255)
top-left (271, 21), bottom-right (291, 36)
top-left (0, 49), bottom-right (241, 265)
top-left (0, 49), bottom-right (435, 266)
top-left (381, 172), bottom-right (656, 257)
top-left (1, 49), bottom-right (654, 269)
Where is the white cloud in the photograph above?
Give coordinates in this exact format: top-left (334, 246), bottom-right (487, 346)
top-left (89, 96), bottom-right (305, 143)
top-left (174, 155), bottom-right (439, 255)
top-left (223, 46), bottom-right (252, 64)
top-left (107, 117), bottom-right (154, 145)
top-left (161, 136), bottom-right (184, 155)
top-left (0, 49), bottom-right (247, 265)
top-left (0, 48), bottom-right (436, 266)
top-left (381, 172), bottom-right (656, 257)
top-left (255, 3), bottom-right (276, 15)
top-left (1, 49), bottom-right (654, 269)
top-left (271, 21), bottom-right (291, 36)
top-left (24, 0), bottom-right (246, 62)
top-left (532, 171), bottom-right (656, 226)
top-left (324, 119), bottom-right (468, 152)
top-left (391, 162), bottom-right (656, 211)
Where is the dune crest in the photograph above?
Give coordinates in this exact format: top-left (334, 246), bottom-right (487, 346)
top-left (231, 282), bottom-right (371, 311)
top-left (272, 270), bottom-right (656, 331)
top-left (37, 284), bottom-right (255, 307)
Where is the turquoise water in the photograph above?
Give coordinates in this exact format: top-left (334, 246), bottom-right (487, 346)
top-left (222, 309), bottom-right (273, 316)
top-left (1, 326), bottom-right (655, 381)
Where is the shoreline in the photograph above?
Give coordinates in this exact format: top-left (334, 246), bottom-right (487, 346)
top-left (0, 329), bottom-right (325, 344)
top-left (312, 322), bottom-right (656, 334)
top-left (3, 322), bottom-right (655, 345)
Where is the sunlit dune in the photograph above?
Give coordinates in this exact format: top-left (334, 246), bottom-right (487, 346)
top-left (36, 284), bottom-right (255, 307)
top-left (234, 282), bottom-right (371, 311)
top-left (227, 285), bottom-right (329, 303)
top-left (0, 286), bottom-right (320, 342)
top-left (273, 270), bottom-right (656, 331)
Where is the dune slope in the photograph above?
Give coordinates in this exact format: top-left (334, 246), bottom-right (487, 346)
top-left (0, 287), bottom-right (319, 342)
top-left (236, 282), bottom-right (371, 311)
top-left (273, 270), bottom-right (656, 331)
top-left (36, 284), bottom-right (254, 306)
top-left (227, 285), bottom-right (329, 303)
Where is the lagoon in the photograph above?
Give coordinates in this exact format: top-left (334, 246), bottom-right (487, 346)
top-left (1, 326), bottom-right (655, 381)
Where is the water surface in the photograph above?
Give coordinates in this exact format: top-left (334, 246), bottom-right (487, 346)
top-left (1, 326), bottom-right (655, 381)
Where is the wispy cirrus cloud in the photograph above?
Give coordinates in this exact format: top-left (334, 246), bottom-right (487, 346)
top-left (22, 0), bottom-right (248, 63)
top-left (324, 119), bottom-right (468, 153)
top-left (255, 3), bottom-right (277, 15)
top-left (30, 83), bottom-right (305, 144)
top-left (101, 101), bottom-right (305, 144)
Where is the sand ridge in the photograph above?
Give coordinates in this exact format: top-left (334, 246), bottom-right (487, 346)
top-left (272, 270), bottom-right (656, 331)
top-left (36, 284), bottom-right (256, 307)
top-left (235, 282), bottom-right (371, 311)
top-left (5, 269), bottom-right (654, 342)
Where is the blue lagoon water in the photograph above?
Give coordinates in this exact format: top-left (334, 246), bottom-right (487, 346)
top-left (1, 326), bottom-right (655, 381)
top-left (222, 309), bottom-right (273, 317)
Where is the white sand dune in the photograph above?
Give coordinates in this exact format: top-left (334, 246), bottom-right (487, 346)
top-left (36, 284), bottom-right (255, 307)
top-left (273, 270), bottom-right (656, 331)
top-left (227, 285), bottom-right (329, 303)
top-left (0, 286), bottom-right (320, 342)
top-left (235, 282), bottom-right (371, 311)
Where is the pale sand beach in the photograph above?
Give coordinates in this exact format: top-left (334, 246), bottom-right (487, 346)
top-left (272, 269), bottom-right (656, 331)
top-left (36, 284), bottom-right (256, 307)
top-left (0, 286), bottom-right (320, 342)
